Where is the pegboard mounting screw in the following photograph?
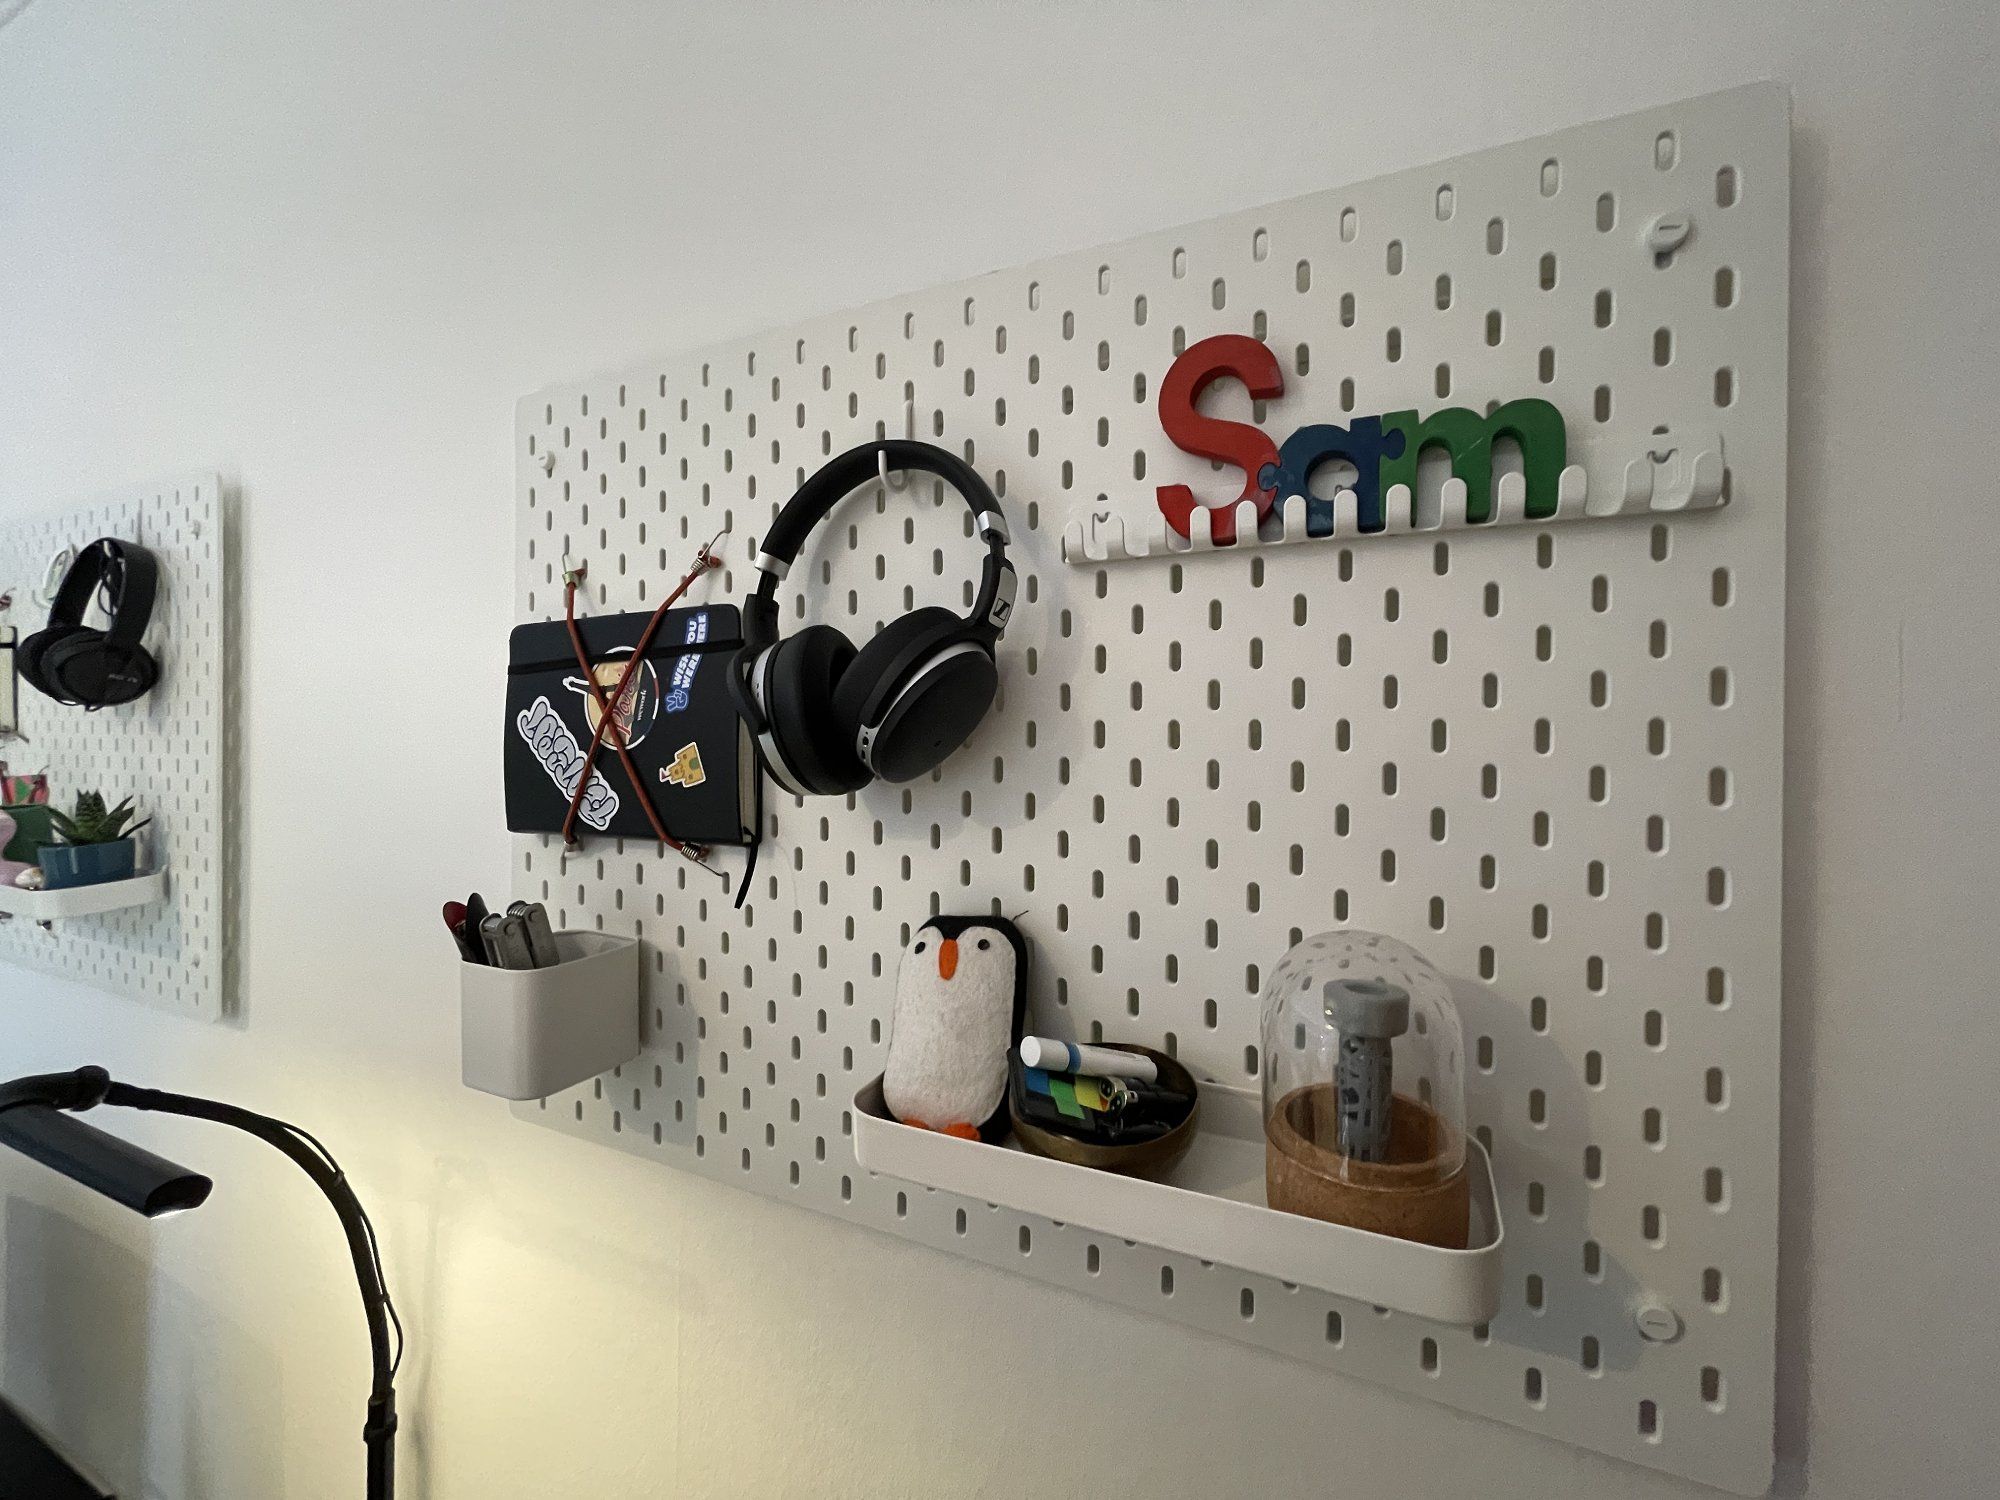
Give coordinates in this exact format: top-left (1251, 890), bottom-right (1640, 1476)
top-left (1633, 1297), bottom-right (1683, 1343)
top-left (1644, 211), bottom-right (1693, 263)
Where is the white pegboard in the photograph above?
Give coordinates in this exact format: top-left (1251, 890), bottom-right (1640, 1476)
top-left (511, 84), bottom-right (1785, 1493)
top-left (0, 475), bottom-right (231, 1021)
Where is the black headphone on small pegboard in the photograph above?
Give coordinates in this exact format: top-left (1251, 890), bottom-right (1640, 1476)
top-left (18, 538), bottom-right (161, 708)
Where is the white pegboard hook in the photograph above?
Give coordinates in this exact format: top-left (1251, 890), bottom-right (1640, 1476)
top-left (35, 545), bottom-right (74, 607)
top-left (879, 398), bottom-right (916, 491)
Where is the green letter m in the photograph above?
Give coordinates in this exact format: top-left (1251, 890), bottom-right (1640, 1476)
top-left (1378, 398), bottom-right (1567, 523)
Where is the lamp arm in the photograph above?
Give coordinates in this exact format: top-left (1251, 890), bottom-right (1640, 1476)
top-left (0, 1069), bottom-right (399, 1500)
top-left (0, 1068), bottom-right (113, 1114)
top-left (92, 1081), bottom-right (399, 1499)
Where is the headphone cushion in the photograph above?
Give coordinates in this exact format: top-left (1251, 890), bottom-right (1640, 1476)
top-left (43, 631), bottom-right (158, 708)
top-left (832, 609), bottom-right (961, 736)
top-left (765, 624), bottom-right (868, 795)
top-left (15, 623), bottom-right (79, 698)
top-left (833, 606), bottom-right (995, 781)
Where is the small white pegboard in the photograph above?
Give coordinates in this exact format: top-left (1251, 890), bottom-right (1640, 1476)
top-left (0, 475), bottom-right (231, 1022)
top-left (511, 85), bottom-right (1786, 1492)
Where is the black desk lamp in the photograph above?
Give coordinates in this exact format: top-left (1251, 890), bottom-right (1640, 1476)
top-left (0, 1067), bottom-right (401, 1499)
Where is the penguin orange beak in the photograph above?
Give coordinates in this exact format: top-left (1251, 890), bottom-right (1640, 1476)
top-left (937, 938), bottom-right (958, 981)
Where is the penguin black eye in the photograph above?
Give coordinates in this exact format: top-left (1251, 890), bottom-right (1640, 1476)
top-left (977, 938), bottom-right (991, 950)
top-left (914, 941), bottom-right (927, 953)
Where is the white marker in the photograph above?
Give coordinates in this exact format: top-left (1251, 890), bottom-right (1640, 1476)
top-left (1018, 1036), bottom-right (1159, 1083)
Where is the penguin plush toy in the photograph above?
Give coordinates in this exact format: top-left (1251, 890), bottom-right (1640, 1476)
top-left (884, 915), bottom-right (1028, 1143)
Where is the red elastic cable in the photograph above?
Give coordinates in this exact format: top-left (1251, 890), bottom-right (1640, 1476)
top-left (560, 534), bottom-right (726, 859)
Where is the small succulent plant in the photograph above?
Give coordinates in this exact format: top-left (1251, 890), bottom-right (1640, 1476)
top-left (47, 791), bottom-right (150, 848)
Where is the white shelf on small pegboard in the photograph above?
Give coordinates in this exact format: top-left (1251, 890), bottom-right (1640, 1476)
top-left (0, 868), bottom-right (168, 922)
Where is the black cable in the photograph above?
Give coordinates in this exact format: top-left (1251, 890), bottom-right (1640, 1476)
top-left (268, 1115), bottom-right (404, 1377)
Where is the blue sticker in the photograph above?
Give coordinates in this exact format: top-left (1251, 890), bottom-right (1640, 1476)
top-left (663, 611), bottom-right (708, 713)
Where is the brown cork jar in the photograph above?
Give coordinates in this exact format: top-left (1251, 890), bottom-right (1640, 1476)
top-left (1265, 1084), bottom-right (1471, 1250)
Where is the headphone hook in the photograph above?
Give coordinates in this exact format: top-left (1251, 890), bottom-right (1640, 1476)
top-left (878, 398), bottom-right (916, 492)
top-left (35, 546), bottom-right (74, 607)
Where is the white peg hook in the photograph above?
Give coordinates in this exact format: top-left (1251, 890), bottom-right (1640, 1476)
top-left (35, 545), bottom-right (74, 607)
top-left (879, 399), bottom-right (916, 491)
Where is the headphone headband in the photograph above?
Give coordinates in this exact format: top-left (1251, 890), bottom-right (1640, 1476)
top-left (746, 441), bottom-right (1013, 656)
top-left (48, 538), bottom-right (159, 653)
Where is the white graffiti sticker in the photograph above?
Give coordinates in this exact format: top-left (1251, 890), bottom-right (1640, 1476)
top-left (516, 695), bottom-right (619, 830)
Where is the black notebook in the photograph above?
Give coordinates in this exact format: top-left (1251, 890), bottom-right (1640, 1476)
top-left (504, 605), bottom-right (758, 847)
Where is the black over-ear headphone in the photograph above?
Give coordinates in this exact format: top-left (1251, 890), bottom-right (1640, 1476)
top-left (18, 538), bottom-right (162, 708)
top-left (731, 440), bottom-right (1017, 796)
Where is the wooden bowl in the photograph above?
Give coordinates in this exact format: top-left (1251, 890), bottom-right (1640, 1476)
top-left (1009, 1045), bottom-right (1199, 1178)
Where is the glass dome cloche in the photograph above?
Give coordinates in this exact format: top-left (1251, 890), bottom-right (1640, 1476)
top-left (1260, 930), bottom-right (1470, 1248)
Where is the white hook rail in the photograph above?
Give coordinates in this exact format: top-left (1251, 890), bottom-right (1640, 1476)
top-left (1062, 431), bottom-right (1726, 566)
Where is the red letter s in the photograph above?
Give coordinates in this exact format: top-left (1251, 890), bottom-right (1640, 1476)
top-left (1155, 335), bottom-right (1284, 545)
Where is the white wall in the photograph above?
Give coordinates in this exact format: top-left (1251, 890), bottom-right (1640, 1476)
top-left (1, 2), bottom-right (1995, 1496)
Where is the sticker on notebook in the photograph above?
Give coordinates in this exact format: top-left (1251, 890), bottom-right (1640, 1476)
top-left (516, 696), bottom-right (619, 830)
top-left (562, 648), bottom-right (660, 750)
top-left (664, 611), bottom-right (710, 713)
top-left (661, 742), bottom-right (706, 789)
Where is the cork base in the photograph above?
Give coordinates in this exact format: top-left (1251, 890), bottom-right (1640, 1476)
top-left (1265, 1085), bottom-right (1471, 1250)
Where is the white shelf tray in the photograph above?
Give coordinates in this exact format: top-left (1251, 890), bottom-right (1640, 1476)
top-left (0, 869), bottom-right (168, 922)
top-left (854, 1073), bottom-right (1504, 1326)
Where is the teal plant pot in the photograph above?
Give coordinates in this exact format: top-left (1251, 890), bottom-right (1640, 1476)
top-left (39, 839), bottom-right (138, 890)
